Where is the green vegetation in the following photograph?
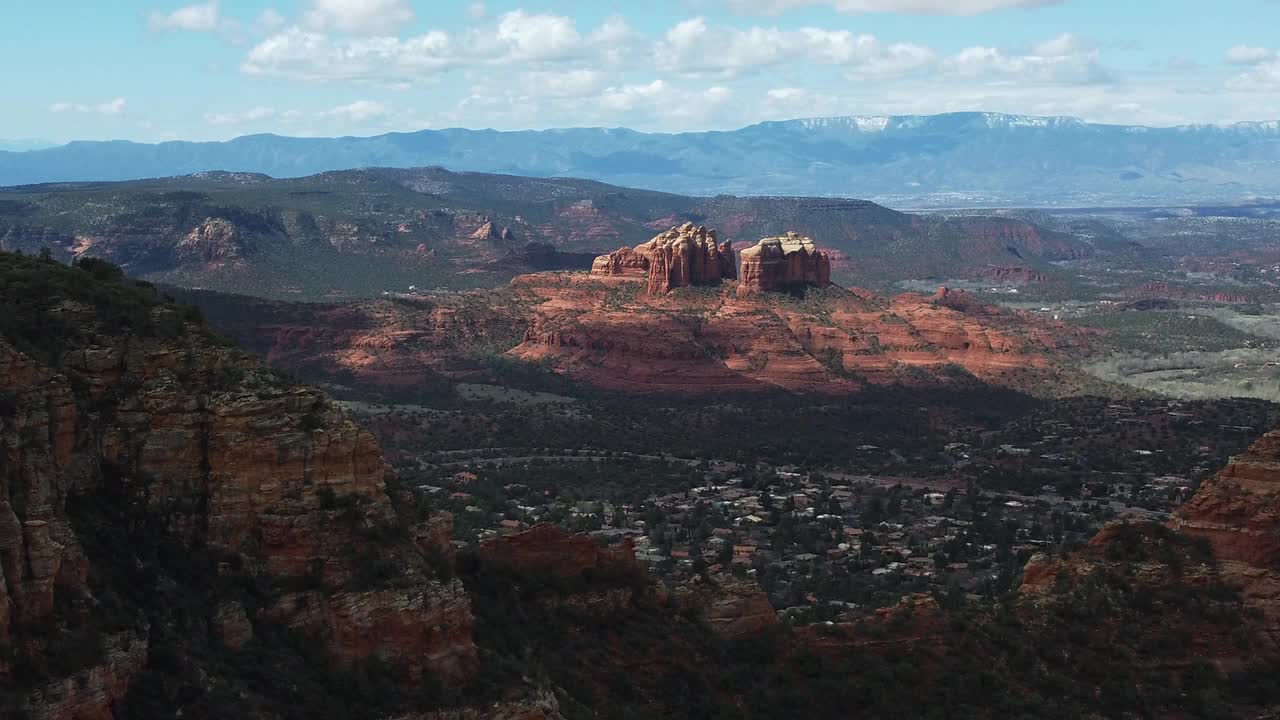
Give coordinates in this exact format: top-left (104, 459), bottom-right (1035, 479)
top-left (1071, 309), bottom-right (1266, 354)
top-left (0, 251), bottom-right (200, 362)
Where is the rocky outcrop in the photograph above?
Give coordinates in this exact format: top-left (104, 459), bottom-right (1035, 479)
top-left (1020, 521), bottom-right (1219, 596)
top-left (698, 580), bottom-right (780, 638)
top-left (590, 223), bottom-right (735, 295)
top-left (175, 217), bottom-right (243, 266)
top-left (737, 232), bottom-right (831, 295)
top-left (479, 523), bottom-right (637, 579)
top-left (23, 633), bottom-right (149, 720)
top-left (1171, 429), bottom-right (1280, 642)
top-left (591, 246), bottom-right (649, 278)
top-left (0, 266), bottom-right (478, 716)
top-left (267, 582), bottom-right (477, 682)
top-left (471, 220), bottom-right (508, 241)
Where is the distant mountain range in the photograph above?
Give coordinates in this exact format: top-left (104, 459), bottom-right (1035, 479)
top-left (4, 112), bottom-right (1280, 206)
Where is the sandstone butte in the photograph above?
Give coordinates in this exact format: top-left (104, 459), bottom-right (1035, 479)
top-left (591, 222), bottom-right (737, 294)
top-left (736, 232), bottom-right (832, 295)
top-left (0, 324), bottom-right (476, 719)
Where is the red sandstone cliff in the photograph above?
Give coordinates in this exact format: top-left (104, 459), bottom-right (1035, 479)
top-left (1171, 429), bottom-right (1280, 643)
top-left (0, 313), bottom-right (476, 716)
top-left (737, 232), bottom-right (831, 295)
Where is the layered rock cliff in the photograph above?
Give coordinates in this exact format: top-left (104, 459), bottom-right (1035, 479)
top-left (591, 223), bottom-right (735, 294)
top-left (0, 253), bottom-right (476, 718)
top-left (737, 232), bottom-right (832, 295)
top-left (1171, 429), bottom-right (1280, 644)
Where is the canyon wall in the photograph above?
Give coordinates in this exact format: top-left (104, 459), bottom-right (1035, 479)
top-left (0, 306), bottom-right (476, 716)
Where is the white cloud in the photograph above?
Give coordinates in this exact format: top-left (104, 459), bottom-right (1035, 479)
top-left (599, 80), bottom-right (673, 113)
top-left (943, 33), bottom-right (1107, 84)
top-left (724, 0), bottom-right (1063, 15)
top-left (241, 27), bottom-right (456, 80)
top-left (767, 87), bottom-right (806, 101)
top-left (50, 98), bottom-right (127, 116)
top-left (303, 0), bottom-right (414, 35)
top-left (492, 10), bottom-right (583, 61)
top-left (521, 69), bottom-right (608, 98)
top-left (147, 2), bottom-right (220, 32)
top-left (256, 8), bottom-right (286, 33)
top-left (1223, 45), bottom-right (1280, 91)
top-left (242, 12), bottom-right (625, 81)
top-left (1229, 60), bottom-right (1280, 92)
top-left (1227, 45), bottom-right (1276, 66)
top-left (318, 99), bottom-right (390, 122)
top-left (655, 17), bottom-right (934, 78)
top-left (205, 106), bottom-right (276, 125)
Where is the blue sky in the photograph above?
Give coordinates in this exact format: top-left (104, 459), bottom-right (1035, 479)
top-left (5, 0), bottom-right (1280, 144)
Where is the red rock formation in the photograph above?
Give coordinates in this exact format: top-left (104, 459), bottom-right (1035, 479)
top-left (470, 220), bottom-right (500, 240)
top-left (478, 523), bottom-right (637, 579)
top-left (0, 321), bottom-right (478, 715)
top-left (737, 232), bottom-right (831, 295)
top-left (591, 246), bottom-right (649, 278)
top-left (701, 580), bottom-right (780, 638)
top-left (781, 593), bottom-right (944, 662)
top-left (590, 223), bottom-right (735, 294)
top-left (1171, 430), bottom-right (1280, 642)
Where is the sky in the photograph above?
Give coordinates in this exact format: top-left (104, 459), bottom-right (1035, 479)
top-left (5, 0), bottom-right (1280, 144)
